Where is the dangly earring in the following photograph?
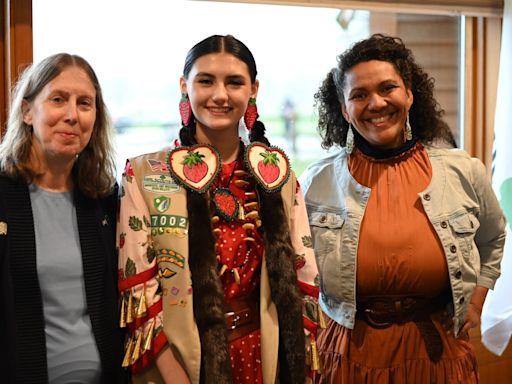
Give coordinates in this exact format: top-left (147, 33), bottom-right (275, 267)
top-left (244, 98), bottom-right (258, 130)
top-left (404, 112), bottom-right (412, 141)
top-left (179, 93), bottom-right (192, 126)
top-left (346, 124), bottom-right (354, 154)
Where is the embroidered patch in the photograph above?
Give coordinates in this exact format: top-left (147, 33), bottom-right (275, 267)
top-left (158, 267), bottom-right (177, 279)
top-left (167, 144), bottom-right (220, 193)
top-left (169, 298), bottom-right (187, 307)
top-left (245, 142), bottom-right (290, 192)
top-left (150, 214), bottom-right (188, 229)
top-left (156, 249), bottom-right (185, 269)
top-left (153, 196), bottom-right (170, 213)
top-left (147, 158), bottom-right (169, 172)
top-left (143, 174), bottom-right (180, 193)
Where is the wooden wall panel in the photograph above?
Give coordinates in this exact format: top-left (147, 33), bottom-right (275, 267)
top-left (396, 14), bottom-right (461, 143)
top-left (471, 328), bottom-right (512, 383)
top-left (201, 0), bottom-right (504, 17)
top-left (0, 0), bottom-right (32, 137)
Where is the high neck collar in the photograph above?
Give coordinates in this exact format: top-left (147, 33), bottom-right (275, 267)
top-left (353, 130), bottom-right (417, 160)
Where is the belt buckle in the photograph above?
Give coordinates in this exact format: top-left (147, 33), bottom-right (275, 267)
top-left (225, 311), bottom-right (241, 330)
top-left (226, 308), bottom-right (252, 330)
top-left (363, 308), bottom-right (392, 328)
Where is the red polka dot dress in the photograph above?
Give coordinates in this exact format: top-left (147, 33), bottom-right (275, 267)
top-left (215, 160), bottom-right (264, 383)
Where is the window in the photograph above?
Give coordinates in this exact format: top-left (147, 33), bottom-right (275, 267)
top-left (33, 0), bottom-right (460, 176)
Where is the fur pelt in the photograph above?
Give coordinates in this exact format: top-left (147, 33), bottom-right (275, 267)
top-left (187, 190), bottom-right (232, 384)
top-left (258, 188), bottom-right (305, 384)
top-left (186, 185), bottom-right (305, 384)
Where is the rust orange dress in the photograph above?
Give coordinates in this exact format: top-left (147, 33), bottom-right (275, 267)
top-left (316, 143), bottom-right (479, 384)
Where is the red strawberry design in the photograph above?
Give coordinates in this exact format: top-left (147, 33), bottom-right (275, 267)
top-left (119, 232), bottom-right (126, 249)
top-left (179, 93), bottom-right (192, 126)
top-left (244, 98), bottom-right (258, 130)
top-left (213, 189), bottom-right (239, 220)
top-left (257, 150), bottom-right (280, 183)
top-left (182, 151), bottom-right (208, 182)
top-left (294, 254), bottom-right (306, 270)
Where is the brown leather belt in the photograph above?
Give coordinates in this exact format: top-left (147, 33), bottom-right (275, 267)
top-left (225, 294), bottom-right (260, 342)
top-left (356, 293), bottom-right (450, 362)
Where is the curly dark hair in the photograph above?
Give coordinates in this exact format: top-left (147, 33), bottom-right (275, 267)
top-left (314, 33), bottom-right (455, 149)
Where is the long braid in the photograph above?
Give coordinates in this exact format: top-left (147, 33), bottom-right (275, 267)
top-left (180, 124), bottom-right (232, 383)
top-left (248, 120), bottom-right (270, 146)
top-left (250, 118), bottom-right (306, 383)
top-left (178, 122), bottom-right (197, 146)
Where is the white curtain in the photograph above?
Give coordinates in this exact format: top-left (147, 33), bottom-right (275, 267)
top-left (480, 0), bottom-right (512, 356)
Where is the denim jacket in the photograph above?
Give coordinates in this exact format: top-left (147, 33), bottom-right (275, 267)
top-left (299, 146), bottom-right (506, 335)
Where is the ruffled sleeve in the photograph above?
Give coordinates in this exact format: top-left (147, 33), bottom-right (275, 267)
top-left (289, 180), bottom-right (324, 377)
top-left (117, 160), bottom-right (167, 374)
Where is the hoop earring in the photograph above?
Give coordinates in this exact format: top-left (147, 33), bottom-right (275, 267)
top-left (346, 124), bottom-right (354, 154)
top-left (244, 98), bottom-right (258, 130)
top-left (404, 112), bottom-right (412, 141)
top-left (179, 93), bottom-right (192, 126)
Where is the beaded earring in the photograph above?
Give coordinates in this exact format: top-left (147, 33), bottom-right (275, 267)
top-left (179, 93), bottom-right (192, 126)
top-left (244, 98), bottom-right (258, 130)
top-left (346, 124), bottom-right (354, 154)
top-left (404, 112), bottom-right (413, 141)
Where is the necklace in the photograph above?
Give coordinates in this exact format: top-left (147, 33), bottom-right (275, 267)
top-left (211, 158), bottom-right (240, 221)
top-left (212, 156), bottom-right (262, 285)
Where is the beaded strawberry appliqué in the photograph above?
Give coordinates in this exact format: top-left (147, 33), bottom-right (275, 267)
top-left (245, 142), bottom-right (290, 192)
top-left (168, 142), bottom-right (290, 284)
top-left (168, 142), bottom-right (290, 194)
top-left (167, 144), bottom-right (220, 193)
top-left (212, 187), bottom-right (239, 221)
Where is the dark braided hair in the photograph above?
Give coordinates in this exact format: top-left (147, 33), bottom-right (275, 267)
top-left (179, 34), bottom-right (305, 383)
top-left (315, 33), bottom-right (456, 149)
top-left (180, 34), bottom-right (270, 146)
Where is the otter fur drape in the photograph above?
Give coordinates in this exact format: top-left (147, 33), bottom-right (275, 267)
top-left (186, 185), bottom-right (305, 384)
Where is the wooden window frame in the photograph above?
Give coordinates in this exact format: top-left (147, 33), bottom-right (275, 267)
top-left (1, 0), bottom-right (32, 136)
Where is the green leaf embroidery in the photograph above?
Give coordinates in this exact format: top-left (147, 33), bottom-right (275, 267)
top-left (125, 258), bottom-right (136, 277)
top-left (143, 215), bottom-right (151, 228)
top-left (129, 216), bottom-right (143, 231)
top-left (302, 235), bottom-right (313, 248)
top-left (147, 247), bottom-right (157, 263)
top-left (304, 300), bottom-right (318, 322)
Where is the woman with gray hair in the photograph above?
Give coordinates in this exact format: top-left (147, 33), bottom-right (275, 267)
top-left (0, 53), bottom-right (126, 383)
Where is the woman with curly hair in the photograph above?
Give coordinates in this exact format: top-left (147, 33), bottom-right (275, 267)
top-left (300, 34), bottom-right (506, 383)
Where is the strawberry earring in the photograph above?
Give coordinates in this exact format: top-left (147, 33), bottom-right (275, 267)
top-left (179, 93), bottom-right (192, 126)
top-left (244, 97), bottom-right (258, 130)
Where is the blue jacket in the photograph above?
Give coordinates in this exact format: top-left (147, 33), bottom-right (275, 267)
top-left (300, 146), bottom-right (506, 335)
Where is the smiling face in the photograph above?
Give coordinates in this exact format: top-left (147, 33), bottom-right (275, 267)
top-left (23, 65), bottom-right (97, 165)
top-left (341, 60), bottom-right (413, 150)
top-left (180, 52), bottom-right (258, 139)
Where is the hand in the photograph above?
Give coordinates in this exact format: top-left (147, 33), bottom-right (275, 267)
top-left (156, 345), bottom-right (191, 384)
top-left (459, 302), bottom-right (482, 338)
